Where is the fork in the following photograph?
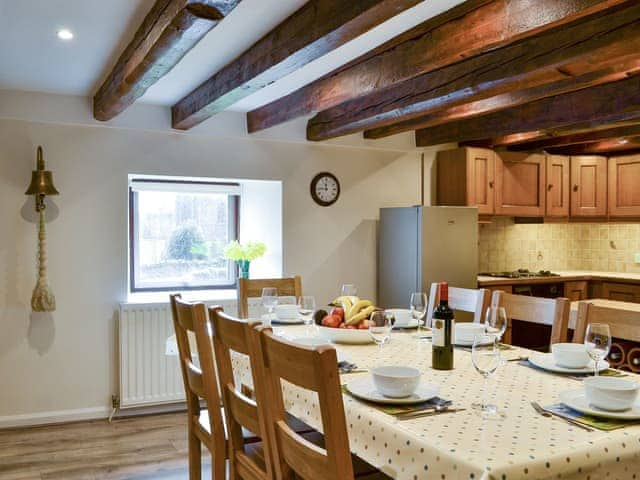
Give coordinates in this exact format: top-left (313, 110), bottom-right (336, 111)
top-left (530, 401), bottom-right (593, 432)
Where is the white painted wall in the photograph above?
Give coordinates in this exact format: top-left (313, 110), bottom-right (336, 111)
top-left (0, 94), bottom-right (424, 422)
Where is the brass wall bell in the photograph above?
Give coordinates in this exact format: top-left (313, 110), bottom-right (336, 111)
top-left (25, 146), bottom-right (59, 211)
top-left (25, 146), bottom-right (59, 312)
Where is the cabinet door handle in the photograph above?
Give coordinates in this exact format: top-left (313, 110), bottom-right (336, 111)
top-left (488, 181), bottom-right (494, 188)
top-left (547, 184), bottom-right (553, 191)
top-left (573, 184), bottom-right (579, 192)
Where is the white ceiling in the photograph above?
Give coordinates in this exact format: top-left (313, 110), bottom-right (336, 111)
top-left (0, 0), bottom-right (464, 114)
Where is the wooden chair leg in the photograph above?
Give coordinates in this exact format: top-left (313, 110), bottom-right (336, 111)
top-left (212, 452), bottom-right (227, 479)
top-left (188, 429), bottom-right (202, 480)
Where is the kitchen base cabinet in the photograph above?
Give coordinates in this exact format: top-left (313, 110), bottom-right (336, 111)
top-left (564, 281), bottom-right (588, 301)
top-left (602, 282), bottom-right (640, 303)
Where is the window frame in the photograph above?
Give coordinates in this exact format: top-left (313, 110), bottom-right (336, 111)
top-left (128, 178), bottom-right (240, 293)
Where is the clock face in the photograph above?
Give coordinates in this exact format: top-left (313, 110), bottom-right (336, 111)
top-left (310, 172), bottom-right (340, 206)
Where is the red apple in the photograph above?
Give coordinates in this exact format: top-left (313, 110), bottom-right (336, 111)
top-left (330, 307), bottom-right (345, 322)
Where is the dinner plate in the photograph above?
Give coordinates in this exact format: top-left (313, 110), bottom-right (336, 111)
top-left (345, 376), bottom-right (440, 405)
top-left (263, 314), bottom-right (304, 325)
top-left (559, 389), bottom-right (640, 420)
top-left (529, 353), bottom-right (609, 374)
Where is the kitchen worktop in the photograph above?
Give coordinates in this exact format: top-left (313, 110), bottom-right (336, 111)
top-left (478, 270), bottom-right (640, 286)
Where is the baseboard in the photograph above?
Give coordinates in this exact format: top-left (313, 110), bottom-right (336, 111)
top-left (0, 403), bottom-right (189, 429)
top-left (0, 406), bottom-right (111, 429)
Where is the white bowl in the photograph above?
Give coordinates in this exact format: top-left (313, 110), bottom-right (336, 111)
top-left (317, 326), bottom-right (373, 344)
top-left (371, 366), bottom-right (421, 398)
top-left (275, 304), bottom-right (298, 320)
top-left (551, 343), bottom-right (590, 369)
top-left (455, 323), bottom-right (485, 341)
top-left (386, 309), bottom-right (412, 327)
top-left (584, 377), bottom-right (640, 411)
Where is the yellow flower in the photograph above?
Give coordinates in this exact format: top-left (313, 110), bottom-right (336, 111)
top-left (223, 241), bottom-right (267, 262)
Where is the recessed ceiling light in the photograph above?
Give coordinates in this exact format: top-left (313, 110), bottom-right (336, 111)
top-left (57, 29), bottom-right (74, 40)
top-left (618, 138), bottom-right (629, 144)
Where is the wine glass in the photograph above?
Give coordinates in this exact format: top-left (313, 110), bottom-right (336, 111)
top-left (484, 307), bottom-right (508, 341)
top-left (369, 310), bottom-right (392, 358)
top-left (298, 296), bottom-right (316, 337)
top-left (341, 284), bottom-right (358, 303)
top-left (471, 333), bottom-right (500, 419)
top-left (261, 287), bottom-right (278, 327)
top-left (584, 323), bottom-right (611, 376)
top-left (410, 292), bottom-right (428, 335)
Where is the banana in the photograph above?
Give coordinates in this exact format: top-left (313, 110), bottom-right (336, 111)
top-left (341, 298), bottom-right (353, 317)
top-left (347, 300), bottom-right (372, 320)
top-left (346, 305), bottom-right (375, 325)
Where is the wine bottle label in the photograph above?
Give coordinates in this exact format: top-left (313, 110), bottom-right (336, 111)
top-left (433, 319), bottom-right (455, 347)
top-left (433, 319), bottom-right (444, 347)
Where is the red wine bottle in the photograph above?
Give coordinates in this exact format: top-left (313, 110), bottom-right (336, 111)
top-left (432, 282), bottom-right (455, 370)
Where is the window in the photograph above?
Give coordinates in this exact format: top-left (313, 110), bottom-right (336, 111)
top-left (129, 178), bottom-right (239, 292)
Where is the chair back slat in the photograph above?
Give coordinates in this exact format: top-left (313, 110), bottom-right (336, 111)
top-left (426, 284), bottom-right (490, 325)
top-left (491, 291), bottom-right (570, 348)
top-left (226, 388), bottom-right (261, 436)
top-left (238, 276), bottom-right (302, 318)
top-left (574, 301), bottom-right (640, 344)
top-left (185, 363), bottom-right (205, 399)
top-left (258, 327), bottom-right (354, 480)
top-left (209, 307), bottom-right (272, 480)
top-left (170, 294), bottom-right (225, 439)
top-left (277, 423), bottom-right (330, 479)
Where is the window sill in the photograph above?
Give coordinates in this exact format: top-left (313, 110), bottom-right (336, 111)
top-left (125, 289), bottom-right (237, 305)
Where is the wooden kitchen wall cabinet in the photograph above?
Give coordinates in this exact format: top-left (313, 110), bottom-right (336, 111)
top-left (495, 152), bottom-right (545, 216)
top-left (436, 147), bottom-right (495, 214)
top-left (545, 155), bottom-right (570, 217)
top-left (570, 156), bottom-right (607, 217)
top-left (608, 155), bottom-right (640, 216)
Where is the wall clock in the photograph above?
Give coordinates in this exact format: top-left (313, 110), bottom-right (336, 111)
top-left (310, 172), bottom-right (340, 207)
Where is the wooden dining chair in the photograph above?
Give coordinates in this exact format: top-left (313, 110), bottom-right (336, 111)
top-left (491, 290), bottom-right (570, 350)
top-left (169, 294), bottom-right (228, 480)
top-left (425, 283), bottom-right (490, 326)
top-left (209, 307), bottom-right (273, 480)
top-left (237, 276), bottom-right (302, 318)
top-left (573, 300), bottom-right (640, 344)
top-left (256, 326), bottom-right (390, 480)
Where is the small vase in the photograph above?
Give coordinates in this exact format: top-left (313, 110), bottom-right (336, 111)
top-left (238, 260), bottom-right (251, 279)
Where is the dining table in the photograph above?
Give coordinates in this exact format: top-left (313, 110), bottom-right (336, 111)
top-left (229, 324), bottom-right (640, 480)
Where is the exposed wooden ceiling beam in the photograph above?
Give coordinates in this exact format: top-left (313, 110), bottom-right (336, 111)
top-left (507, 124), bottom-right (640, 151)
top-left (247, 0), bottom-right (622, 133)
top-left (171, 0), bottom-right (422, 130)
top-left (308, 2), bottom-right (640, 141)
top-left (94, 0), bottom-right (241, 121)
top-left (546, 136), bottom-right (640, 155)
top-left (415, 74), bottom-right (640, 147)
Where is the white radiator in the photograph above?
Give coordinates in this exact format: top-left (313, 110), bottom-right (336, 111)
top-left (117, 298), bottom-right (262, 409)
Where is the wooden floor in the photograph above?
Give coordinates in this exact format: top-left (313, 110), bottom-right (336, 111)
top-left (0, 412), bottom-right (210, 480)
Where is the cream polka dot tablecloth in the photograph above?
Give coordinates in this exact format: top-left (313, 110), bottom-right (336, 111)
top-left (232, 326), bottom-right (640, 480)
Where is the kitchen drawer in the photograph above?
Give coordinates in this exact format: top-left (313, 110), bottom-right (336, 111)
top-left (602, 282), bottom-right (640, 303)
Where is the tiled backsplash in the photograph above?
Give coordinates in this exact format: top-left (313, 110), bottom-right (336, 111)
top-left (478, 218), bottom-right (640, 273)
